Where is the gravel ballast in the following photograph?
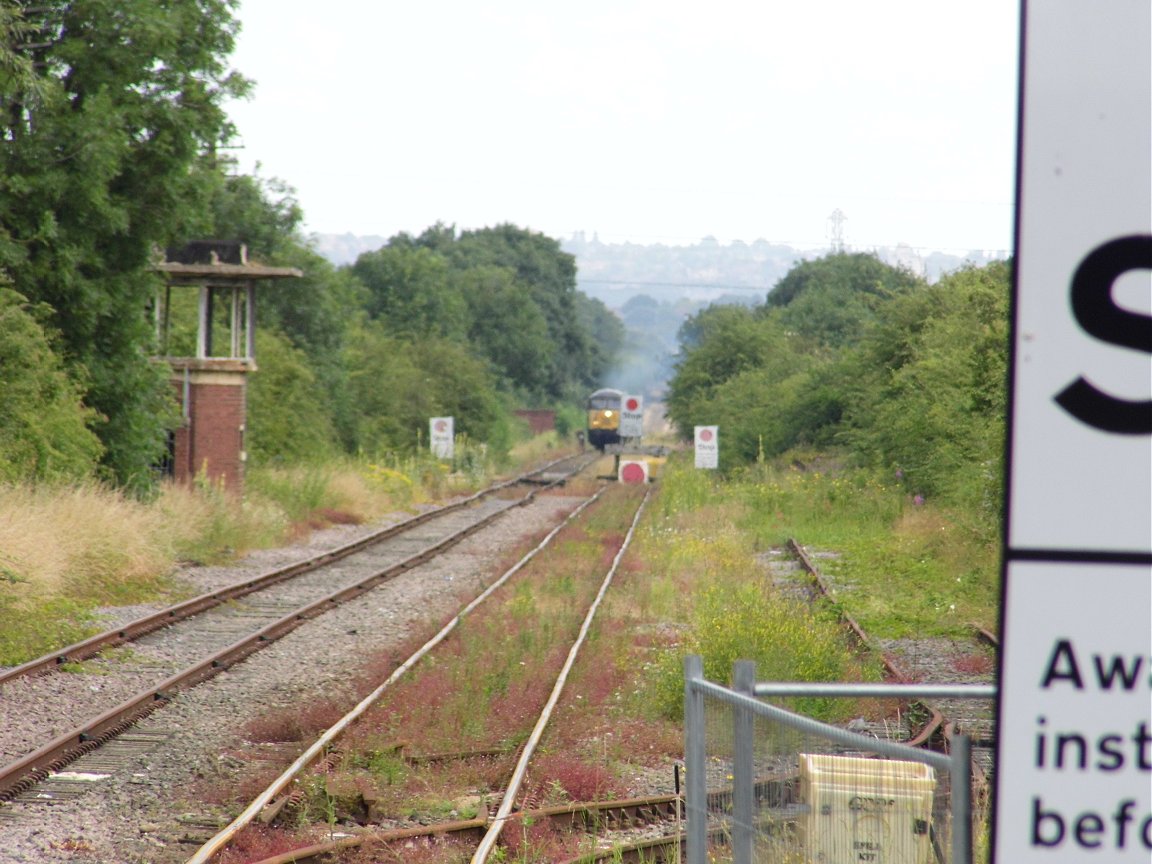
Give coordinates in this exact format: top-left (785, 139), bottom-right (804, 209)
top-left (0, 493), bottom-right (585, 864)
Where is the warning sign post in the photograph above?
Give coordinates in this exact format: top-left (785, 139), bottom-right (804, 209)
top-left (694, 426), bottom-right (718, 469)
top-left (429, 416), bottom-right (454, 460)
top-left (995, 2), bottom-right (1151, 861)
top-left (619, 395), bottom-right (644, 439)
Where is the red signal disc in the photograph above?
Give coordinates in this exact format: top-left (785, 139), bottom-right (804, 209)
top-left (620, 462), bottom-right (647, 484)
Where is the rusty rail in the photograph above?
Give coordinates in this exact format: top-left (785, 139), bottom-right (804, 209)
top-left (183, 487), bottom-right (613, 864)
top-left (0, 454), bottom-right (588, 689)
top-left (0, 457), bottom-right (591, 804)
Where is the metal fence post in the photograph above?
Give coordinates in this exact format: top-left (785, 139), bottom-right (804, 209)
top-left (732, 660), bottom-right (756, 864)
top-left (951, 733), bottom-right (972, 864)
top-left (684, 654), bottom-right (708, 864)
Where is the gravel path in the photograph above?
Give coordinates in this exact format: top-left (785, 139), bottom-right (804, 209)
top-left (0, 492), bottom-right (585, 864)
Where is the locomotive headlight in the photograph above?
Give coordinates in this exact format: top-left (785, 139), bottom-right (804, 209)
top-left (604, 410), bottom-right (613, 417)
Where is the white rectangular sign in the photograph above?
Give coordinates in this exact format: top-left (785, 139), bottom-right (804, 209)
top-left (693, 426), bottom-right (718, 469)
top-left (619, 394), bottom-right (644, 439)
top-left (429, 416), bottom-right (454, 459)
top-left (1007, 0), bottom-right (1151, 553)
top-left (997, 562), bottom-right (1151, 860)
top-left (996, 2), bottom-right (1152, 862)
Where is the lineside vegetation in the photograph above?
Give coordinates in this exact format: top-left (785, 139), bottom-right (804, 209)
top-left (199, 448), bottom-right (996, 861)
top-left (0, 435), bottom-right (567, 666)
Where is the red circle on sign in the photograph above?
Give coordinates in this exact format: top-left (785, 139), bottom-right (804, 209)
top-left (620, 462), bottom-right (647, 484)
top-left (626, 397), bottom-right (640, 411)
top-left (699, 429), bottom-right (713, 442)
top-left (434, 420), bottom-right (447, 432)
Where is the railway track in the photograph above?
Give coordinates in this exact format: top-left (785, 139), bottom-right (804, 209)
top-left (783, 537), bottom-right (997, 807)
top-left (0, 454), bottom-right (595, 808)
top-left (186, 516), bottom-right (997, 864)
top-left (177, 484), bottom-right (657, 864)
top-left (208, 797), bottom-right (687, 864)
top-left (0, 462), bottom-right (999, 863)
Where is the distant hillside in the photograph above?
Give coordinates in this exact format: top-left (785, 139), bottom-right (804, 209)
top-left (311, 231), bottom-right (1007, 310)
top-left (563, 233), bottom-right (801, 308)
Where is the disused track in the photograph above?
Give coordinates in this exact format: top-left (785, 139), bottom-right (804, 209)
top-left (182, 486), bottom-right (657, 864)
top-left (196, 518), bottom-right (997, 864)
top-left (225, 796), bottom-right (686, 864)
top-left (0, 455), bottom-right (595, 806)
top-left (786, 537), bottom-right (997, 790)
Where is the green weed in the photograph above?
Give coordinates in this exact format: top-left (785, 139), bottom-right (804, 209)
top-left (0, 596), bottom-right (100, 666)
top-left (733, 460), bottom-right (1000, 638)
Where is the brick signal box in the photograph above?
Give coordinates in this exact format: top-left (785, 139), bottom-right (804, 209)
top-left (154, 242), bottom-right (301, 493)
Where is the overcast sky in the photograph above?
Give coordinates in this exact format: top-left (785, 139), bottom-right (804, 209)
top-left (224, 1), bottom-right (1020, 253)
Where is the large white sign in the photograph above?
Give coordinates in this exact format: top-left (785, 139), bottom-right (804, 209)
top-left (998, 563), bottom-right (1151, 859)
top-left (995, 2), bottom-right (1151, 861)
top-left (694, 426), bottom-right (718, 469)
top-left (429, 416), bottom-right (454, 459)
top-left (619, 394), bottom-right (644, 439)
top-left (1008, 5), bottom-right (1152, 552)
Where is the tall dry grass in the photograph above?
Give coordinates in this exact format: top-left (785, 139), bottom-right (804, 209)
top-left (0, 482), bottom-right (192, 662)
top-left (0, 439), bottom-right (576, 667)
top-left (0, 468), bottom-right (381, 665)
top-left (0, 483), bottom-right (174, 606)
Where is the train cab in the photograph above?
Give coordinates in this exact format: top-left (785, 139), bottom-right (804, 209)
top-left (586, 388), bottom-right (624, 451)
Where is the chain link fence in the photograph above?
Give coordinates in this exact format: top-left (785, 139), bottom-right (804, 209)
top-left (683, 655), bottom-right (995, 864)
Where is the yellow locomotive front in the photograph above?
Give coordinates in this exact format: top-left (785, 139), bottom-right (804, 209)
top-left (586, 388), bottom-right (623, 451)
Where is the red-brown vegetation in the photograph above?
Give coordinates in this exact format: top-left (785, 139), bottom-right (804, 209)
top-left (952, 652), bottom-right (995, 676)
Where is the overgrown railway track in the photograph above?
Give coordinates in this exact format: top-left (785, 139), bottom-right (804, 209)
top-left (785, 537), bottom-right (997, 799)
top-left (191, 515), bottom-right (998, 864)
top-left (180, 484), bottom-right (655, 864)
top-left (0, 462), bottom-right (1001, 864)
top-left (0, 455), bottom-right (595, 807)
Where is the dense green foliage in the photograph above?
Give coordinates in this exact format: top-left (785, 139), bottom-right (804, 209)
top-left (765, 252), bottom-right (923, 348)
top-left (341, 322), bottom-right (507, 455)
top-left (245, 329), bottom-right (338, 465)
top-left (841, 262), bottom-right (1010, 514)
top-left (0, 286), bottom-right (103, 483)
top-left (667, 253), bottom-right (1011, 517)
top-left (194, 188), bottom-right (618, 461)
top-left (235, 213), bottom-right (618, 461)
top-left (0, 5), bottom-right (619, 483)
top-left (358, 223), bottom-right (623, 403)
top-left (0, 0), bottom-right (248, 490)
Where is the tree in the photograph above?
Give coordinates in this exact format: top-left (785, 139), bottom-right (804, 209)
top-left (342, 322), bottom-right (504, 457)
top-left (206, 172), bottom-right (302, 261)
top-left (0, 1), bottom-right (248, 490)
top-left (355, 223), bottom-right (619, 404)
top-left (458, 265), bottom-right (554, 397)
top-left (0, 286), bottom-right (103, 483)
top-left (841, 262), bottom-right (1010, 512)
top-left (245, 329), bottom-right (337, 464)
top-left (666, 305), bottom-right (804, 437)
top-left (451, 225), bottom-right (596, 399)
top-left (664, 255), bottom-right (1012, 481)
top-left (765, 252), bottom-right (924, 349)
top-left (351, 244), bottom-right (468, 341)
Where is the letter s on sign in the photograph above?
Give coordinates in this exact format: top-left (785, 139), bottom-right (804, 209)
top-left (1053, 235), bottom-right (1152, 435)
